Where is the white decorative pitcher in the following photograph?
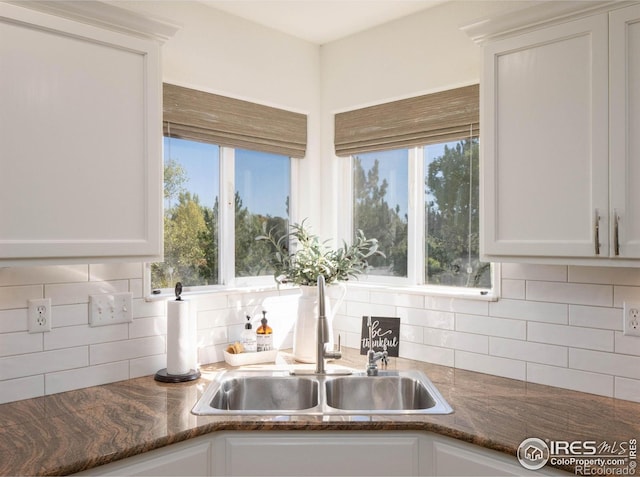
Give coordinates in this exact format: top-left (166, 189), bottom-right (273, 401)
top-left (293, 282), bottom-right (346, 363)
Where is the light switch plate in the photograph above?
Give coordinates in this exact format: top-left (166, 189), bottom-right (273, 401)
top-left (89, 292), bottom-right (133, 327)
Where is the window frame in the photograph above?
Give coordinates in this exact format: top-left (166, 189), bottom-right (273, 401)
top-left (338, 145), bottom-right (499, 300)
top-left (144, 141), bottom-right (300, 298)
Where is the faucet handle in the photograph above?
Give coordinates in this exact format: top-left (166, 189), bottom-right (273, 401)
top-left (333, 334), bottom-right (342, 353)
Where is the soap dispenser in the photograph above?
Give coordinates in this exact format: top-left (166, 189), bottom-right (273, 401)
top-left (241, 315), bottom-right (257, 352)
top-left (256, 310), bottom-right (273, 352)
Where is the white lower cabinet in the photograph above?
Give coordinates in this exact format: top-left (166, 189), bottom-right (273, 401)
top-left (77, 431), bottom-right (571, 476)
top-left (431, 435), bottom-right (567, 476)
top-left (210, 431), bottom-right (428, 476)
top-left (74, 436), bottom-right (211, 476)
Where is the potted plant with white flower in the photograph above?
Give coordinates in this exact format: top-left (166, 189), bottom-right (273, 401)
top-left (256, 220), bottom-right (383, 362)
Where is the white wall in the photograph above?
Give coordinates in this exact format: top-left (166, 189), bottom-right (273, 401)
top-left (2, 0), bottom-right (640, 405)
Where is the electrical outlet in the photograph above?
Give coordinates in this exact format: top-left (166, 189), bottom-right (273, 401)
top-left (89, 292), bottom-right (133, 327)
top-left (28, 298), bottom-right (52, 333)
top-left (623, 302), bottom-right (640, 337)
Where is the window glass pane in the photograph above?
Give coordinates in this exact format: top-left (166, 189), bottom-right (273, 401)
top-left (151, 137), bottom-right (220, 289)
top-left (353, 149), bottom-right (409, 277)
top-left (424, 138), bottom-right (490, 288)
top-left (235, 149), bottom-right (290, 277)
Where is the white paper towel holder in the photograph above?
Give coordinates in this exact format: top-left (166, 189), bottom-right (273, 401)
top-left (154, 282), bottom-right (201, 383)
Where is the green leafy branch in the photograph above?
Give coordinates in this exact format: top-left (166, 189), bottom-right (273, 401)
top-left (256, 220), bottom-right (384, 286)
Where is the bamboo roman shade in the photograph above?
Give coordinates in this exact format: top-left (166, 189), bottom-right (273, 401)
top-left (163, 83), bottom-right (307, 158)
top-left (334, 84), bottom-right (479, 156)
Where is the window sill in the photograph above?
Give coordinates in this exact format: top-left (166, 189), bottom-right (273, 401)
top-left (145, 281), bottom-right (497, 302)
top-left (344, 281), bottom-right (498, 301)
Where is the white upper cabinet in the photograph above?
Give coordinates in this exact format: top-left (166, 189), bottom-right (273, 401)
top-left (0, 2), bottom-right (177, 266)
top-left (610, 4), bottom-right (640, 259)
top-left (473, 2), bottom-right (640, 265)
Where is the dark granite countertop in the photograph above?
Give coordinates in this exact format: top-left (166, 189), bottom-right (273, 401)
top-left (1, 348), bottom-right (639, 476)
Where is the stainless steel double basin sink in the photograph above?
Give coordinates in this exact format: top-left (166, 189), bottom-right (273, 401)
top-left (191, 369), bottom-right (453, 416)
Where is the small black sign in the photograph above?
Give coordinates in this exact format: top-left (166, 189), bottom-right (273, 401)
top-left (360, 316), bottom-right (400, 357)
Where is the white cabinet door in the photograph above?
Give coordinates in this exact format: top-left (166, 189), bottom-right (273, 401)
top-left (75, 439), bottom-right (211, 476)
top-left (0, 3), bottom-right (163, 266)
top-left (610, 4), bottom-right (640, 258)
top-left (482, 14), bottom-right (609, 259)
top-left (431, 435), bottom-right (569, 476)
top-left (211, 431), bottom-right (430, 476)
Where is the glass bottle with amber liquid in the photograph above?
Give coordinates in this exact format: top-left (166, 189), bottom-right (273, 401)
top-left (256, 310), bottom-right (273, 352)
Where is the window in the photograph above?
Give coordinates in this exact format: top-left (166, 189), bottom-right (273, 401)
top-left (152, 137), bottom-right (220, 289)
top-left (353, 149), bottom-right (409, 278)
top-left (348, 137), bottom-right (489, 291)
top-left (424, 137), bottom-right (489, 288)
top-left (151, 137), bottom-right (291, 291)
top-left (336, 84), bottom-right (492, 293)
top-left (149, 84), bottom-right (306, 293)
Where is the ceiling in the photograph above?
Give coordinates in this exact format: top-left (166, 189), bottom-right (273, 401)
top-left (200, 0), bottom-right (447, 44)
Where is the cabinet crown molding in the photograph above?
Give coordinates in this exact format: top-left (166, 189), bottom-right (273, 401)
top-left (461, 0), bottom-right (636, 44)
top-left (4, 0), bottom-right (180, 41)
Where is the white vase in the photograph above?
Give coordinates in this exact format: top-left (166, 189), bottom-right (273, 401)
top-left (293, 283), bottom-right (346, 363)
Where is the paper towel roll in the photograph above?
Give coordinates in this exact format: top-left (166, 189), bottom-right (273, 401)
top-left (167, 299), bottom-right (193, 375)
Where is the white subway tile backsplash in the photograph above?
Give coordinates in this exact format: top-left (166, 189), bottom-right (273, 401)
top-left (400, 323), bottom-right (423, 344)
top-left (2, 262), bottom-right (640, 407)
top-left (198, 343), bottom-right (225, 365)
top-left (614, 332), bottom-right (640, 357)
top-left (570, 348), bottom-right (640, 380)
top-left (0, 346), bottom-right (88, 380)
top-left (44, 323), bottom-right (129, 351)
top-left (0, 265), bottom-right (88, 286)
top-left (489, 337), bottom-right (567, 366)
top-left (424, 329), bottom-right (489, 354)
top-left (0, 308), bottom-right (28, 333)
top-left (0, 332), bottom-right (43, 357)
top-left (399, 341), bottom-right (454, 367)
top-left (370, 291), bottom-right (423, 308)
top-left (489, 298), bottom-right (568, 324)
top-left (569, 266), bottom-right (640, 286)
top-left (195, 294), bottom-right (230, 312)
top-left (456, 314), bottom-right (526, 339)
top-left (527, 281), bottom-right (613, 307)
top-left (52, 304), bottom-right (88, 328)
top-left (425, 296), bottom-right (489, 315)
top-left (45, 280), bottom-right (129, 306)
top-left (90, 336), bottom-right (165, 365)
top-left (396, 308), bottom-right (454, 330)
top-left (130, 279), bottom-right (143, 298)
top-left (346, 300), bottom-right (395, 319)
top-left (528, 322), bottom-right (614, 351)
top-left (527, 363), bottom-right (614, 397)
top-left (45, 362), bottom-right (129, 395)
top-left (455, 350), bottom-right (526, 380)
top-left (130, 354), bottom-right (166, 378)
top-left (569, 305), bottom-right (623, 331)
top-left (613, 286), bottom-right (640, 308)
top-left (0, 375), bottom-right (44, 404)
top-left (133, 299), bottom-right (166, 319)
top-left (501, 263), bottom-right (567, 282)
top-left (501, 279), bottom-right (525, 299)
top-left (615, 377), bottom-right (640, 403)
top-left (130, 316), bottom-right (167, 339)
top-left (197, 327), bottom-right (229, 348)
top-left (0, 285), bottom-right (43, 310)
top-left (198, 308), bottom-right (236, 329)
top-left (89, 263), bottom-right (143, 281)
